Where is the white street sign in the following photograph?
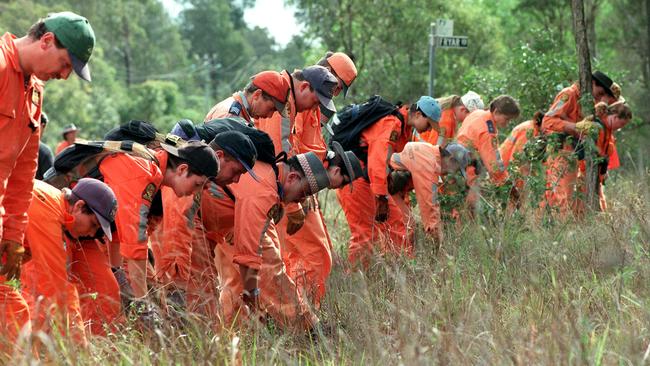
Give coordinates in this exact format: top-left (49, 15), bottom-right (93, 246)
top-left (436, 19), bottom-right (454, 37)
top-left (435, 36), bottom-right (468, 49)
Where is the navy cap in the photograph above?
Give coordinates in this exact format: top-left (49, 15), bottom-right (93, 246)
top-left (209, 131), bottom-right (259, 181)
top-left (302, 65), bottom-right (338, 114)
top-left (71, 178), bottom-right (117, 241)
top-left (161, 140), bottom-right (219, 179)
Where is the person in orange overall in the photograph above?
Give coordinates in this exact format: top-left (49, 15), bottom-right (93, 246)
top-left (1, 12), bottom-right (95, 345)
top-left (456, 95), bottom-right (521, 211)
top-left (541, 71), bottom-right (615, 214)
top-left (499, 111), bottom-right (544, 208)
top-left (388, 142), bottom-right (470, 245)
top-left (337, 96), bottom-right (441, 266)
top-left (154, 130), bottom-right (257, 322)
top-left (415, 91), bottom-right (484, 146)
top-left (204, 70), bottom-right (290, 124)
top-left (574, 95), bottom-right (631, 211)
top-left (55, 123), bottom-right (79, 154)
top-left (281, 52), bottom-right (358, 307)
top-left (227, 152), bottom-right (331, 333)
top-left (19, 178), bottom-right (116, 349)
top-left (62, 141), bottom-right (218, 332)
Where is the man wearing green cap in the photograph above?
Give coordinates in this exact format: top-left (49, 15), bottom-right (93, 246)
top-left (0, 12), bottom-right (95, 338)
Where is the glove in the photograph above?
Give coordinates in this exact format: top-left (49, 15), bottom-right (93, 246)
top-left (242, 288), bottom-right (261, 313)
top-left (0, 239), bottom-right (25, 280)
top-left (594, 102), bottom-right (608, 118)
top-left (374, 195), bottom-right (389, 222)
top-left (576, 119), bottom-right (599, 135)
top-left (112, 267), bottom-right (135, 310)
top-left (286, 207), bottom-right (306, 235)
top-left (388, 170), bottom-right (412, 195)
top-left (129, 298), bottom-right (163, 330)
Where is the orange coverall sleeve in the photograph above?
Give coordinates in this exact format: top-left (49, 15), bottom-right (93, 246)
top-left (231, 164), bottom-right (278, 270)
top-left (1, 130), bottom-right (39, 243)
top-left (542, 87), bottom-right (580, 134)
top-left (99, 154), bottom-right (163, 260)
top-left (476, 128), bottom-right (508, 184)
top-left (363, 115), bottom-right (402, 196)
top-left (0, 37), bottom-right (43, 244)
top-left (159, 187), bottom-right (200, 282)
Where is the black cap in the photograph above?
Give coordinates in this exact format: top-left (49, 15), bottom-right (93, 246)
top-left (592, 71), bottom-right (614, 97)
top-left (71, 178), bottom-right (117, 241)
top-left (209, 131), bottom-right (259, 181)
top-left (161, 140), bottom-right (219, 179)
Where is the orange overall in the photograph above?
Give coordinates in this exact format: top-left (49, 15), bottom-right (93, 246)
top-left (541, 84), bottom-right (582, 213)
top-left (205, 92), bottom-right (254, 124)
top-left (279, 107), bottom-right (332, 306)
top-left (154, 187), bottom-right (219, 320)
top-left (68, 150), bottom-right (168, 333)
top-left (0, 33), bottom-right (43, 345)
top-left (20, 181), bottom-right (86, 346)
top-left (336, 107), bottom-right (411, 265)
top-left (456, 110), bottom-right (508, 207)
top-left (227, 162), bottom-right (318, 330)
top-left (389, 142), bottom-right (444, 242)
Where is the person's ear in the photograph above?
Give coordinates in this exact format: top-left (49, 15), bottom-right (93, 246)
top-left (40, 32), bottom-right (55, 50)
top-left (215, 150), bottom-right (225, 160)
top-left (177, 163), bottom-right (189, 177)
top-left (72, 200), bottom-right (86, 215)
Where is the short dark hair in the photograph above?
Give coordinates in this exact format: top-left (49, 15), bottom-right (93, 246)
top-left (27, 20), bottom-right (65, 48)
top-left (489, 95), bottom-right (520, 118)
top-left (64, 189), bottom-right (94, 215)
top-left (167, 154), bottom-right (203, 176)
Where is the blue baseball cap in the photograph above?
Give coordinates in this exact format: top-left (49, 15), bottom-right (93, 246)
top-left (416, 96), bottom-right (441, 122)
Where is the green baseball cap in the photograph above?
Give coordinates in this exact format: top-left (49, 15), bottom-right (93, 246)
top-left (44, 12), bottom-right (95, 82)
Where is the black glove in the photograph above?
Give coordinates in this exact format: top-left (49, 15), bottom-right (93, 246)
top-left (374, 195), bottom-right (389, 222)
top-left (129, 299), bottom-right (163, 330)
top-left (112, 267), bottom-right (134, 311)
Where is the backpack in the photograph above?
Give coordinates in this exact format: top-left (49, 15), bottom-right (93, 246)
top-left (329, 95), bottom-right (404, 162)
top-left (104, 119), bottom-right (184, 149)
top-left (198, 117), bottom-right (277, 167)
top-left (43, 140), bottom-right (160, 189)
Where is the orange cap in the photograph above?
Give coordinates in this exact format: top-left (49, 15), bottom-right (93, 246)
top-left (327, 52), bottom-right (357, 97)
top-left (251, 71), bottom-right (290, 113)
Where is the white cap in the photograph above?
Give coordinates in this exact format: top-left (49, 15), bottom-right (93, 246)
top-left (461, 91), bottom-right (484, 112)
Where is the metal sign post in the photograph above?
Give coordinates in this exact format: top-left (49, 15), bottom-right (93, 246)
top-left (428, 19), bottom-right (468, 97)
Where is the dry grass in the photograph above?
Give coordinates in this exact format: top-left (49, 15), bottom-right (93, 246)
top-left (2, 169), bottom-right (649, 365)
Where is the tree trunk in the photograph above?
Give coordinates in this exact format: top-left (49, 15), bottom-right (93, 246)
top-left (585, 0), bottom-right (599, 59)
top-left (646, 0), bottom-right (650, 92)
top-left (122, 14), bottom-right (133, 87)
top-left (571, 0), bottom-right (600, 212)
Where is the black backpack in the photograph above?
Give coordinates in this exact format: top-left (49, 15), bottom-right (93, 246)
top-left (329, 95), bottom-right (404, 162)
top-left (104, 119), bottom-right (184, 148)
top-left (198, 117), bottom-right (277, 167)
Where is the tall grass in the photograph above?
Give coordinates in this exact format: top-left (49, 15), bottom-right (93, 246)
top-left (2, 168), bottom-right (649, 365)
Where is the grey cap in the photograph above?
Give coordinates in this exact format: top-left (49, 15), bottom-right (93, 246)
top-left (330, 141), bottom-right (364, 191)
top-left (302, 65), bottom-right (338, 114)
top-left (296, 151), bottom-right (331, 195)
top-left (62, 123), bottom-right (79, 135)
top-left (71, 178), bottom-right (117, 241)
top-left (444, 142), bottom-right (470, 179)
